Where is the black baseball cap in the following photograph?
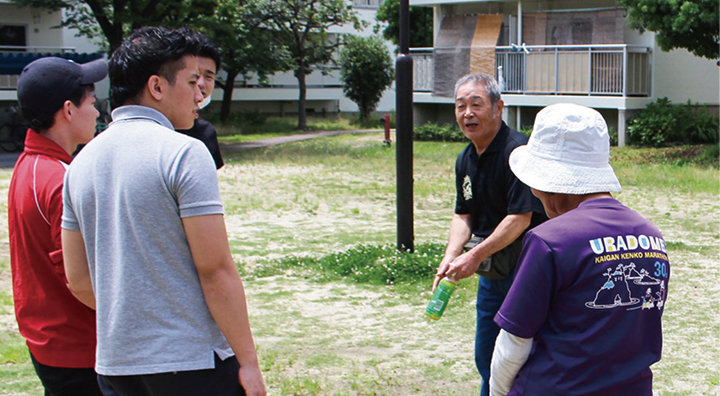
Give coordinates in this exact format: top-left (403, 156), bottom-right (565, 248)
top-left (17, 56), bottom-right (108, 116)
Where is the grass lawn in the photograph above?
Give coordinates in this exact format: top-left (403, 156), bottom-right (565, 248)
top-left (0, 132), bottom-right (716, 395)
top-left (214, 114), bottom-right (388, 144)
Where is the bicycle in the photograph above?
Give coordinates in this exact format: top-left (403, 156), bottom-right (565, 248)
top-left (0, 106), bottom-right (27, 152)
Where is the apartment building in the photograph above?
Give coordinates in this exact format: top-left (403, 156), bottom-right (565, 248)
top-left (0, 2), bottom-right (107, 102)
top-left (409, 0), bottom-right (719, 145)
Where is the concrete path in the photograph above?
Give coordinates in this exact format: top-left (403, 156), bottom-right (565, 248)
top-left (221, 129), bottom-right (381, 150)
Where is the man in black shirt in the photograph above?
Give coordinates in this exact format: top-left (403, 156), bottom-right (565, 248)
top-left (177, 34), bottom-right (224, 169)
top-left (433, 73), bottom-right (547, 396)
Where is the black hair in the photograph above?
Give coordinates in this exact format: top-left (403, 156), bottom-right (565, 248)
top-left (21, 84), bottom-right (95, 132)
top-left (197, 33), bottom-right (221, 72)
top-left (109, 26), bottom-right (202, 107)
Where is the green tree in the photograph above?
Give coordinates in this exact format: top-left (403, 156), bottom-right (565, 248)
top-left (375, 0), bottom-right (433, 49)
top-left (11, 0), bottom-right (217, 54)
top-left (339, 35), bottom-right (394, 123)
top-left (200, 0), bottom-right (290, 122)
top-left (619, 0), bottom-right (719, 59)
top-left (249, 0), bottom-right (363, 130)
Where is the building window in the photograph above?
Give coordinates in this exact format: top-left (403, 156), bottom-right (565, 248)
top-left (0, 26), bottom-right (26, 50)
top-left (353, 0), bottom-right (384, 7)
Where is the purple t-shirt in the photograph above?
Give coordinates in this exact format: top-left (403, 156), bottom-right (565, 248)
top-left (495, 197), bottom-right (669, 396)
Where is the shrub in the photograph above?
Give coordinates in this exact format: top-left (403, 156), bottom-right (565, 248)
top-left (608, 127), bottom-right (619, 146)
top-left (414, 122), bottom-right (466, 142)
top-left (627, 98), bottom-right (719, 147)
top-left (520, 126), bottom-right (618, 146)
top-left (211, 110), bottom-right (268, 127)
top-left (519, 126), bottom-right (533, 138)
top-left (686, 104), bottom-right (720, 144)
top-left (238, 110), bottom-right (268, 126)
top-left (627, 98), bottom-right (679, 146)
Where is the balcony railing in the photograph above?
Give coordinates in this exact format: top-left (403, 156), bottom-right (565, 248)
top-left (0, 46), bottom-right (103, 90)
top-left (0, 45), bottom-right (77, 53)
top-left (411, 44), bottom-right (652, 97)
top-left (353, 0), bottom-right (384, 6)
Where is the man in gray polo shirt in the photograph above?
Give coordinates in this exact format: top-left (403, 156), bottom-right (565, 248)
top-left (61, 27), bottom-right (265, 396)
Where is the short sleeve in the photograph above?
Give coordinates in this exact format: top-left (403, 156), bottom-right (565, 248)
top-left (61, 170), bottom-right (80, 231)
top-left (494, 231), bottom-right (556, 338)
top-left (170, 140), bottom-right (224, 218)
top-left (504, 147), bottom-right (538, 216)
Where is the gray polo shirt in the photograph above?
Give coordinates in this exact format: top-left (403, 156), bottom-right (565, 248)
top-left (62, 105), bottom-right (233, 376)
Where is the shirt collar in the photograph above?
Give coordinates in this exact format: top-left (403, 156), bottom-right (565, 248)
top-left (22, 129), bottom-right (74, 164)
top-left (577, 196), bottom-right (621, 208)
top-left (468, 121), bottom-right (509, 159)
top-left (484, 121), bottom-right (509, 154)
top-left (110, 105), bottom-right (174, 130)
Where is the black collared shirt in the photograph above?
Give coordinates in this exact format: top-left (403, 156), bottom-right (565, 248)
top-left (177, 118), bottom-right (224, 170)
top-left (455, 121), bottom-right (547, 237)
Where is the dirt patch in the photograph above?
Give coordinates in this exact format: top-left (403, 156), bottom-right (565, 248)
top-left (247, 276), bottom-right (481, 395)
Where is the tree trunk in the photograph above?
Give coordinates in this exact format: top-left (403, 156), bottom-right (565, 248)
top-left (84, 0), bottom-right (122, 55)
top-left (107, 28), bottom-right (123, 55)
top-left (296, 69), bottom-right (307, 130)
top-left (220, 69), bottom-right (239, 123)
top-left (361, 101), bottom-right (370, 123)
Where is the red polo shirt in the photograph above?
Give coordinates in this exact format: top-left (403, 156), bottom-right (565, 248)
top-left (8, 129), bottom-right (96, 368)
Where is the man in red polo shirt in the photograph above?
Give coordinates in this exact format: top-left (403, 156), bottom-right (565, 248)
top-left (8, 56), bottom-right (107, 395)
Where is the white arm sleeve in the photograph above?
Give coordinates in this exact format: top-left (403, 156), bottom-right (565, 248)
top-left (489, 329), bottom-right (533, 396)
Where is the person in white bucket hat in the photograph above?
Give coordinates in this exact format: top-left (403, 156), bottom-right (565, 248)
top-left (509, 103), bottom-right (621, 196)
top-left (489, 103), bottom-right (670, 396)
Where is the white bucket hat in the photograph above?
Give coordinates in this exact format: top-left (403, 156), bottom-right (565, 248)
top-left (509, 103), bottom-right (621, 194)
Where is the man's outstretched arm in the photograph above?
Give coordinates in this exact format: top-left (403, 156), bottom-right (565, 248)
top-left (444, 212), bottom-right (532, 282)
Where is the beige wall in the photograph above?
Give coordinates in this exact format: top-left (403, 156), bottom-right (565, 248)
top-left (0, 4), bottom-right (63, 48)
top-left (653, 48), bottom-right (719, 105)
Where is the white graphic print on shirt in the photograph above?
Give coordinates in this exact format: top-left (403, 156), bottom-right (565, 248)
top-left (585, 233), bottom-right (669, 311)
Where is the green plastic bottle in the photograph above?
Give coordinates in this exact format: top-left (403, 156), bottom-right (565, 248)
top-left (425, 276), bottom-right (457, 320)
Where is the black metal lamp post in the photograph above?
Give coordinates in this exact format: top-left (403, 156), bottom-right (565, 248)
top-left (396, 0), bottom-right (414, 251)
